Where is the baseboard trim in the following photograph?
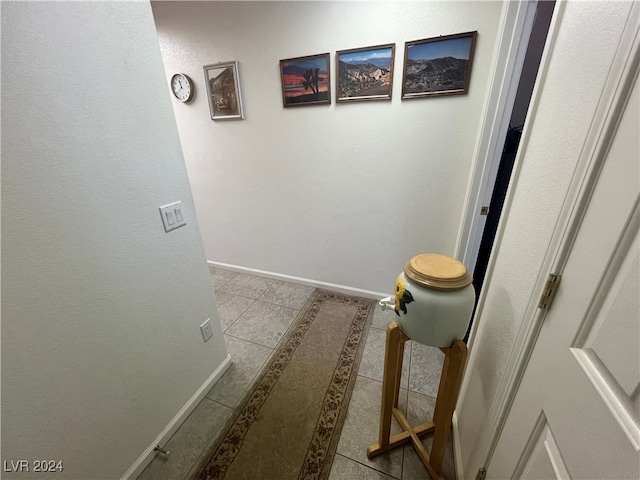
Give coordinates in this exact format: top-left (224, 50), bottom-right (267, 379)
top-left (121, 354), bottom-right (232, 480)
top-left (208, 261), bottom-right (389, 301)
top-left (453, 410), bottom-right (464, 479)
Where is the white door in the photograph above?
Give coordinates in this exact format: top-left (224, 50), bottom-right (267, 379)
top-left (488, 74), bottom-right (640, 477)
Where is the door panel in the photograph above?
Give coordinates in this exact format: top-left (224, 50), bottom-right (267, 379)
top-left (516, 414), bottom-right (570, 480)
top-left (583, 233), bottom-right (639, 399)
top-left (573, 227), bottom-right (640, 450)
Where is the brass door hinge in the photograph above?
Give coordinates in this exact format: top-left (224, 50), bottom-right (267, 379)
top-left (476, 467), bottom-right (487, 480)
top-left (538, 273), bottom-right (561, 310)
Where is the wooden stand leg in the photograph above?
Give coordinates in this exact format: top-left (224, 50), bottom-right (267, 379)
top-left (366, 322), bottom-right (409, 457)
top-left (367, 324), bottom-right (468, 480)
top-left (430, 340), bottom-right (468, 473)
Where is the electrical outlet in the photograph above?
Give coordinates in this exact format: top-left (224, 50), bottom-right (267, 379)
top-left (200, 319), bottom-right (213, 342)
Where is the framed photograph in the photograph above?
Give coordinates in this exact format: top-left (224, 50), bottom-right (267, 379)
top-left (402, 31), bottom-right (477, 99)
top-left (203, 61), bottom-right (244, 120)
top-left (336, 44), bottom-right (395, 102)
top-left (280, 53), bottom-right (331, 107)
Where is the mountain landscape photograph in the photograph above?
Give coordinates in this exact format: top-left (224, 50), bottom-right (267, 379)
top-left (403, 33), bottom-right (476, 97)
top-left (336, 44), bottom-right (394, 101)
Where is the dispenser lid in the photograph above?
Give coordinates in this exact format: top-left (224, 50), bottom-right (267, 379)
top-left (404, 253), bottom-right (472, 291)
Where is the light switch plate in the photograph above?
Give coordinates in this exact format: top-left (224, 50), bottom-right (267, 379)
top-left (159, 201), bottom-right (186, 232)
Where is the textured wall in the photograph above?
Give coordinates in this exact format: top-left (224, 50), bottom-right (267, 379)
top-left (1, 2), bottom-right (227, 478)
top-left (456, 1), bottom-right (635, 476)
top-left (151, 0), bottom-right (505, 294)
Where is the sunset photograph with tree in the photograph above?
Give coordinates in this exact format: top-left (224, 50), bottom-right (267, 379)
top-left (280, 53), bottom-right (331, 107)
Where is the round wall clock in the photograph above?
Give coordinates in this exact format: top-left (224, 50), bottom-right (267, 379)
top-left (170, 73), bottom-right (194, 103)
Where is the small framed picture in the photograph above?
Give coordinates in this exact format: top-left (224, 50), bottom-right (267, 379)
top-left (402, 31), bottom-right (477, 99)
top-left (203, 61), bottom-right (244, 120)
top-left (280, 53), bottom-right (331, 107)
top-left (336, 44), bottom-right (395, 102)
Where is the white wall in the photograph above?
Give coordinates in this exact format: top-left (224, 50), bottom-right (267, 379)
top-left (1, 2), bottom-right (227, 478)
top-left (151, 0), bottom-right (505, 294)
top-left (456, 1), bottom-right (636, 476)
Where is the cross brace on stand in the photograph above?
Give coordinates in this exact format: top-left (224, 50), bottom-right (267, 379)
top-left (366, 322), bottom-right (468, 480)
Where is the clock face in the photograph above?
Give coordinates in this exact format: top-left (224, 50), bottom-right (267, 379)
top-left (171, 73), bottom-right (193, 103)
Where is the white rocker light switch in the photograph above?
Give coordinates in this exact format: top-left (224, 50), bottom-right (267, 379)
top-left (159, 201), bottom-right (186, 232)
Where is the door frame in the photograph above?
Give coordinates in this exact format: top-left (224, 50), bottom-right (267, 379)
top-left (455, 0), bottom-right (538, 273)
top-left (468, 1), bottom-right (640, 475)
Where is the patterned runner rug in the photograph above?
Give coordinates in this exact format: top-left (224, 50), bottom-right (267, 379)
top-left (192, 290), bottom-right (374, 480)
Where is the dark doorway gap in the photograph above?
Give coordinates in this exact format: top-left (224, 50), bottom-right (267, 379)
top-left (465, 1), bottom-right (556, 342)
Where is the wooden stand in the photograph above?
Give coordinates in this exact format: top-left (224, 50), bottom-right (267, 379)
top-left (366, 322), bottom-right (468, 480)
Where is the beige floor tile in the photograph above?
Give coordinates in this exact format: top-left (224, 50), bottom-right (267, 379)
top-left (329, 453), bottom-right (397, 479)
top-left (371, 305), bottom-right (398, 331)
top-left (402, 391), bottom-right (455, 480)
top-left (358, 327), bottom-right (410, 389)
top-left (206, 335), bottom-right (272, 408)
top-left (336, 376), bottom-right (408, 479)
top-left (408, 343), bottom-right (444, 398)
top-left (138, 398), bottom-right (232, 480)
top-left (259, 279), bottom-right (315, 309)
top-left (213, 291), bottom-right (255, 331)
top-left (225, 300), bottom-right (299, 348)
top-left (402, 435), bottom-right (456, 480)
top-left (218, 273), bottom-right (274, 299)
top-left (209, 266), bottom-right (238, 290)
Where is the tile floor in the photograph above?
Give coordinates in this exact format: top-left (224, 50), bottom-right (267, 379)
top-left (138, 267), bottom-right (455, 480)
